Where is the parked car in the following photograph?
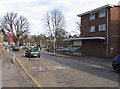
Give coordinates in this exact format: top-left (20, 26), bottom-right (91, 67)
top-left (25, 48), bottom-right (41, 58)
top-left (20, 45), bottom-right (29, 50)
top-left (56, 48), bottom-right (74, 54)
top-left (12, 46), bottom-right (20, 51)
top-left (112, 54), bottom-right (120, 73)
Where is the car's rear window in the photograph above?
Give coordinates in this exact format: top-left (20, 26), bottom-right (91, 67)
top-left (31, 49), bottom-right (39, 52)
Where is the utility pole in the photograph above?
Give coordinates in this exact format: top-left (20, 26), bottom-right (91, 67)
top-left (53, 28), bottom-right (56, 53)
top-left (8, 24), bottom-right (13, 69)
top-left (53, 37), bottom-right (56, 53)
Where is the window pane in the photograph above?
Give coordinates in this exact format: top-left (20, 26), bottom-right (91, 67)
top-left (89, 13), bottom-right (95, 20)
top-left (99, 10), bottom-right (106, 18)
top-left (89, 26), bottom-right (95, 32)
top-left (99, 24), bottom-right (106, 31)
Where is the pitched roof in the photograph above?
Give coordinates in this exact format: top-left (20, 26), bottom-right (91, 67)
top-left (77, 4), bottom-right (116, 17)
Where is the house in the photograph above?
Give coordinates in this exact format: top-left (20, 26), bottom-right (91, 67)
top-left (77, 4), bottom-right (120, 58)
top-left (0, 26), bottom-right (4, 58)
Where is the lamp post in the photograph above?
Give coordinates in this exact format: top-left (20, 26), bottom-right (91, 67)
top-left (53, 37), bottom-right (56, 53)
top-left (8, 24), bottom-right (13, 69)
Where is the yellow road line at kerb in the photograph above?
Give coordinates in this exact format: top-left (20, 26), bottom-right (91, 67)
top-left (16, 59), bottom-right (42, 89)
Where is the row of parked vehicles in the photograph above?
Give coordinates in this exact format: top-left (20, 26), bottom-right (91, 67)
top-left (56, 47), bottom-right (80, 54)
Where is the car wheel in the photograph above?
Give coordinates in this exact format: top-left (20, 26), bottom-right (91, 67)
top-left (38, 55), bottom-right (40, 58)
top-left (29, 55), bottom-right (31, 58)
top-left (114, 65), bottom-right (120, 73)
top-left (25, 54), bottom-right (27, 57)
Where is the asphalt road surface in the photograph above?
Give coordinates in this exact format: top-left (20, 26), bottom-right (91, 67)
top-left (14, 50), bottom-right (119, 87)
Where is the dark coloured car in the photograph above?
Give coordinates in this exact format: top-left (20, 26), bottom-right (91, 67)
top-left (57, 47), bottom-right (78, 53)
top-left (112, 54), bottom-right (120, 73)
top-left (13, 46), bottom-right (20, 51)
top-left (25, 48), bottom-right (41, 58)
top-left (56, 48), bottom-right (70, 53)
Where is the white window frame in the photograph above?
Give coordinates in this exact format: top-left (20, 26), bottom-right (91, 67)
top-left (89, 26), bottom-right (96, 32)
top-left (99, 9), bottom-right (106, 18)
top-left (89, 13), bottom-right (95, 20)
top-left (99, 24), bottom-right (106, 31)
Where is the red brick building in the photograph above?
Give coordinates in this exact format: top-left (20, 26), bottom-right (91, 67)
top-left (77, 4), bottom-right (120, 58)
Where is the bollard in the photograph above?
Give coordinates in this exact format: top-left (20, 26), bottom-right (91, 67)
top-left (11, 52), bottom-right (16, 64)
top-left (11, 57), bottom-right (16, 64)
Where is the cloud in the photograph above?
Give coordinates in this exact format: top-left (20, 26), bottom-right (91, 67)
top-left (0, 0), bottom-right (120, 35)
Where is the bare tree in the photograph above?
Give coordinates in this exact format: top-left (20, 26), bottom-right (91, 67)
top-left (2, 12), bottom-right (17, 32)
top-left (43, 9), bottom-right (65, 52)
top-left (1, 12), bottom-right (30, 45)
top-left (14, 16), bottom-right (30, 45)
top-left (44, 9), bottom-right (65, 37)
top-left (76, 19), bottom-right (81, 35)
top-left (55, 28), bottom-right (67, 48)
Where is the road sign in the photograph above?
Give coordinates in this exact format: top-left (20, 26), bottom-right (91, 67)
top-left (9, 31), bottom-right (13, 44)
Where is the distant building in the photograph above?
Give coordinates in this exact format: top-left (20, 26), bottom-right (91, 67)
top-left (77, 4), bottom-right (120, 58)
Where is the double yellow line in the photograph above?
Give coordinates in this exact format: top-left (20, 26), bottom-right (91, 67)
top-left (16, 59), bottom-right (42, 89)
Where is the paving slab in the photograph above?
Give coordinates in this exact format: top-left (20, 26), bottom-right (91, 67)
top-left (2, 52), bottom-right (28, 87)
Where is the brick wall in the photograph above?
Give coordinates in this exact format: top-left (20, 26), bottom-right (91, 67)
top-left (108, 7), bottom-right (120, 58)
top-left (81, 12), bottom-right (107, 37)
top-left (118, 7), bottom-right (120, 54)
top-left (82, 40), bottom-right (106, 58)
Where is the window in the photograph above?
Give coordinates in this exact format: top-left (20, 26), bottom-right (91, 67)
top-left (89, 26), bottom-right (95, 32)
top-left (99, 10), bottom-right (106, 18)
top-left (99, 24), bottom-right (106, 31)
top-left (89, 13), bottom-right (95, 20)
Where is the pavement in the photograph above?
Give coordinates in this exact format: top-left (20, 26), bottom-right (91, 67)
top-left (2, 52), bottom-right (28, 87)
top-left (42, 51), bottom-right (113, 69)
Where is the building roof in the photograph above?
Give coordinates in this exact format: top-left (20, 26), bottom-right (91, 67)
top-left (64, 37), bottom-right (105, 41)
top-left (77, 4), bottom-right (117, 17)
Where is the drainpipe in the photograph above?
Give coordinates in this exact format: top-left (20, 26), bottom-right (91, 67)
top-left (106, 5), bottom-right (114, 59)
top-left (106, 8), bottom-right (109, 59)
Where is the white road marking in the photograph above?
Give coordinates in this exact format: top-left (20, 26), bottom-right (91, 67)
top-left (35, 70), bottom-right (38, 71)
top-left (51, 66), bottom-right (58, 70)
top-left (56, 66), bottom-right (63, 70)
top-left (33, 66), bottom-right (68, 72)
top-left (59, 66), bottom-right (66, 69)
top-left (32, 67), bottom-right (35, 70)
top-left (39, 67), bottom-right (45, 71)
top-left (46, 66), bottom-right (52, 70)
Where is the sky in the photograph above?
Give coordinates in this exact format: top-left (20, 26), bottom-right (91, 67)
top-left (0, 0), bottom-right (120, 36)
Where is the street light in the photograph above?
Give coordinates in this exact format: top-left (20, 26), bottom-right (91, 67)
top-left (53, 37), bottom-right (56, 53)
top-left (8, 24), bottom-right (14, 69)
